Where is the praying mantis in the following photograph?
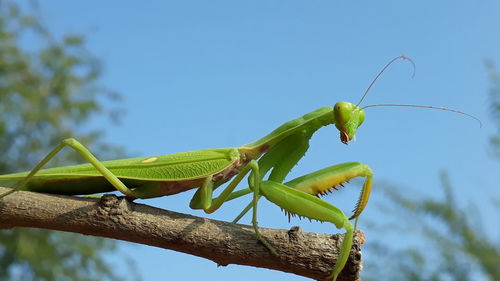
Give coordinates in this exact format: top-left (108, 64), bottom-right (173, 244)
top-left (0, 56), bottom-right (480, 281)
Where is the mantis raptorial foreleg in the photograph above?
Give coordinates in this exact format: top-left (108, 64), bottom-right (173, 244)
top-left (246, 161), bottom-right (372, 278)
top-left (257, 180), bottom-right (354, 281)
top-left (229, 162), bottom-right (374, 224)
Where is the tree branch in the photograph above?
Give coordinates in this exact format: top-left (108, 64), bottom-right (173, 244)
top-left (0, 187), bottom-right (364, 281)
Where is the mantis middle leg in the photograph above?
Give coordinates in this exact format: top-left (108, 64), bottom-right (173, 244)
top-left (189, 160), bottom-right (277, 254)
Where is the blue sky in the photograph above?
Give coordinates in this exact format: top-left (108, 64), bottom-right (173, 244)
top-left (34, 1), bottom-right (499, 280)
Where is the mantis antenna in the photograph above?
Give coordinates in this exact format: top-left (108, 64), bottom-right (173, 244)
top-left (354, 56), bottom-right (481, 127)
top-left (356, 55), bottom-right (416, 107)
top-left (362, 104), bottom-right (482, 127)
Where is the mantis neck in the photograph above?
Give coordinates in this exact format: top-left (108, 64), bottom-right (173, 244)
top-left (240, 107), bottom-right (334, 159)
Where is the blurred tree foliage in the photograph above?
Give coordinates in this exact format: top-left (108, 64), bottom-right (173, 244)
top-left (486, 60), bottom-right (500, 159)
top-left (0, 1), bottom-right (134, 280)
top-left (363, 63), bottom-right (500, 281)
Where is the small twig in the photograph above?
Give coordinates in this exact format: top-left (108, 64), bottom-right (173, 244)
top-left (0, 187), bottom-right (364, 281)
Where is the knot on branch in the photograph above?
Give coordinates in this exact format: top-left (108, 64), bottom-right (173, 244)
top-left (93, 194), bottom-right (132, 225)
top-left (287, 226), bottom-right (303, 243)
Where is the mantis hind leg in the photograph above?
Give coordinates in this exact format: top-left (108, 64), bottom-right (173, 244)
top-left (0, 138), bottom-right (138, 198)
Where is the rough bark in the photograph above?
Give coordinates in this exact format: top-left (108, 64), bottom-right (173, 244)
top-left (0, 187), bottom-right (364, 281)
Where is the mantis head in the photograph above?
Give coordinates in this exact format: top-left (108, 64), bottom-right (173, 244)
top-left (333, 101), bottom-right (365, 144)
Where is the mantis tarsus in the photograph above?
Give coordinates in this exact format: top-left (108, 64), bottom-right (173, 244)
top-left (0, 56), bottom-right (480, 281)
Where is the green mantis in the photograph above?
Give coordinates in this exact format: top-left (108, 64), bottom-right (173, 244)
top-left (0, 56), bottom-right (479, 281)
